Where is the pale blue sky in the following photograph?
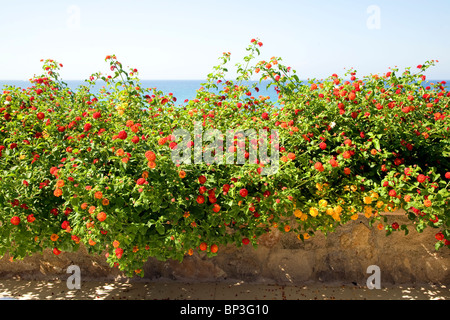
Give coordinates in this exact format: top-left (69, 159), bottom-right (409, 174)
top-left (0, 0), bottom-right (449, 80)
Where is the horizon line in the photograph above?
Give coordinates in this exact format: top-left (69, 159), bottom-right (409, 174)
top-left (1, 78), bottom-right (450, 82)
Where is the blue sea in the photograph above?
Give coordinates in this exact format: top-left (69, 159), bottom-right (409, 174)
top-left (0, 79), bottom-right (281, 105)
top-left (0, 79), bottom-right (448, 106)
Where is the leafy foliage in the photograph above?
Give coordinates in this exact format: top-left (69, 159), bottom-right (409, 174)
top-left (0, 40), bottom-right (449, 276)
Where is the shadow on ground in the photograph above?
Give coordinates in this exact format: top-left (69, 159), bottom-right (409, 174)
top-left (0, 279), bottom-right (448, 300)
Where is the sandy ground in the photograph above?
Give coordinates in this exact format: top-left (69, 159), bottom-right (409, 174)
top-left (0, 279), bottom-right (448, 300)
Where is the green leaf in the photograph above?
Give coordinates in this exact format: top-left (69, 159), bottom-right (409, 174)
top-left (373, 139), bottom-right (380, 150)
top-left (435, 241), bottom-right (444, 251)
top-left (155, 223), bottom-right (165, 235)
top-left (400, 225), bottom-right (409, 236)
top-left (416, 222), bottom-right (425, 233)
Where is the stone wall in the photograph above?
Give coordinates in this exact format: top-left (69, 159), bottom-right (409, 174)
top-left (1, 214), bottom-right (449, 285)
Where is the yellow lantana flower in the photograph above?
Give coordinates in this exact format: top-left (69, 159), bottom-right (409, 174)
top-left (294, 209), bottom-right (303, 218)
top-left (309, 207), bottom-right (319, 217)
top-left (332, 212), bottom-right (341, 221)
top-left (364, 206), bottom-right (373, 218)
top-left (363, 196), bottom-right (373, 204)
top-left (319, 199), bottom-right (328, 207)
top-left (334, 205), bottom-right (343, 215)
